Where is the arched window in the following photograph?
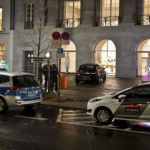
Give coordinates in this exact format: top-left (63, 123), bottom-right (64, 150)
top-left (94, 40), bottom-right (116, 74)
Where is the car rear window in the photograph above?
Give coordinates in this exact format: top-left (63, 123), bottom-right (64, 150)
top-left (12, 75), bottom-right (39, 87)
top-left (79, 65), bottom-right (96, 71)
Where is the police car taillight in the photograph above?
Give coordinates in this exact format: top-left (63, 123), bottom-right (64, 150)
top-left (9, 86), bottom-right (23, 91)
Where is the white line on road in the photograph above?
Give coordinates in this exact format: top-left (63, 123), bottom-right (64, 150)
top-left (14, 116), bottom-right (48, 121)
top-left (62, 117), bottom-right (93, 120)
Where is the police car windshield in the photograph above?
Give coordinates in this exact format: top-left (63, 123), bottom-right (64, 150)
top-left (12, 75), bottom-right (39, 87)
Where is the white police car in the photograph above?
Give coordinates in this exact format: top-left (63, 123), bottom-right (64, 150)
top-left (87, 82), bottom-right (150, 125)
top-left (0, 72), bottom-right (42, 113)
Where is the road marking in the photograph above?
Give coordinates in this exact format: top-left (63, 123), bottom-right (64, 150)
top-left (57, 109), bottom-right (63, 122)
top-left (57, 109), bottom-right (150, 135)
top-left (63, 113), bottom-right (90, 116)
top-left (62, 117), bottom-right (94, 120)
top-left (59, 120), bottom-right (150, 135)
top-left (14, 116), bottom-right (48, 121)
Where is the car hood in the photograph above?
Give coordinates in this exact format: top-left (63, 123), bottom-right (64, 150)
top-left (88, 94), bottom-right (113, 103)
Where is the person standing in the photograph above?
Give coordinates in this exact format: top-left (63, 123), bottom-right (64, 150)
top-left (38, 61), bottom-right (43, 85)
top-left (43, 63), bottom-right (53, 91)
top-left (52, 63), bottom-right (58, 91)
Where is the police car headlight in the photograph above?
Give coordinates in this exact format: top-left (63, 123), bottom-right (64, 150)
top-left (89, 98), bottom-right (102, 103)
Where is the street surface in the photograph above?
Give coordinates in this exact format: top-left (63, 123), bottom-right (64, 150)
top-left (0, 75), bottom-right (150, 150)
top-left (59, 74), bottom-right (141, 101)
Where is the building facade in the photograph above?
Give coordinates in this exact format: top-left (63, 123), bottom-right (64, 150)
top-left (1, 0), bottom-right (150, 78)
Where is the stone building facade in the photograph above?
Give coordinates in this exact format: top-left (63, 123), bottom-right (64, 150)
top-left (1, 0), bottom-right (150, 78)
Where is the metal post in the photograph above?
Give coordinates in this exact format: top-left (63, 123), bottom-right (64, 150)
top-left (58, 38), bottom-right (62, 101)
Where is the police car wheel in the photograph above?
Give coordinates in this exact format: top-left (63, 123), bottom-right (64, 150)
top-left (0, 98), bottom-right (8, 113)
top-left (95, 108), bottom-right (113, 125)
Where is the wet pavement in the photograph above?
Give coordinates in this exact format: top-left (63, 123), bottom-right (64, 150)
top-left (41, 74), bottom-right (142, 109)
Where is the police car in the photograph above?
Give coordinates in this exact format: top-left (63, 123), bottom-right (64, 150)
top-left (0, 72), bottom-right (42, 113)
top-left (87, 82), bottom-right (150, 125)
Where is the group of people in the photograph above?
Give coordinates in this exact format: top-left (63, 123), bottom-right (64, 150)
top-left (38, 62), bottom-right (58, 91)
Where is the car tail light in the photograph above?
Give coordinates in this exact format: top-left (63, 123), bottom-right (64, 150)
top-left (9, 86), bottom-right (23, 91)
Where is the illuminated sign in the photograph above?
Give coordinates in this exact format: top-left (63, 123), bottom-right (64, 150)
top-left (0, 60), bottom-right (9, 71)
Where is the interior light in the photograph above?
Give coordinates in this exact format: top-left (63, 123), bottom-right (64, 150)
top-left (45, 52), bottom-right (51, 58)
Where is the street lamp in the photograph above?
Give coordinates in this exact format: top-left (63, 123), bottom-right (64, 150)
top-left (45, 52), bottom-right (51, 58)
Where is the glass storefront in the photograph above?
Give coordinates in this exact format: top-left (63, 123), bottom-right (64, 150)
top-left (61, 41), bottom-right (76, 73)
top-left (95, 40), bottom-right (116, 74)
top-left (137, 39), bottom-right (150, 76)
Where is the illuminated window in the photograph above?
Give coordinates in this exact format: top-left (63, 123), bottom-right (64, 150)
top-left (25, 3), bottom-right (34, 29)
top-left (64, 1), bottom-right (81, 27)
top-left (142, 0), bottom-right (150, 25)
top-left (0, 44), bottom-right (5, 61)
top-left (100, 0), bottom-right (120, 26)
top-left (0, 8), bottom-right (2, 31)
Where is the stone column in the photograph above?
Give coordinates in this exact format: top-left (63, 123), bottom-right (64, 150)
top-left (47, 0), bottom-right (59, 26)
top-left (120, 0), bottom-right (136, 25)
top-left (80, 0), bottom-right (95, 26)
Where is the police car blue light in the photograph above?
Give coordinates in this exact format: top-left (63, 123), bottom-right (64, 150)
top-left (0, 72), bottom-right (42, 112)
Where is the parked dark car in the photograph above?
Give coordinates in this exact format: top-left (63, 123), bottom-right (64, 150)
top-left (76, 63), bottom-right (106, 84)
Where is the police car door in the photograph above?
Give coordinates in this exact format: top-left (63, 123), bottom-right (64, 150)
top-left (114, 86), bottom-right (150, 120)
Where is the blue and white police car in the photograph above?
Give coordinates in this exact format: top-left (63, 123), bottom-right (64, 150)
top-left (0, 72), bottom-right (42, 112)
top-left (87, 82), bottom-right (150, 125)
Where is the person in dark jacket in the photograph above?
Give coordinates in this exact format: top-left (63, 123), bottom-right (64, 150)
top-left (43, 63), bottom-right (53, 91)
top-left (52, 63), bottom-right (58, 91)
top-left (38, 61), bottom-right (43, 85)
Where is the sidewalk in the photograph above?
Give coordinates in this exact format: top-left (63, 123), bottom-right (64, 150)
top-left (40, 74), bottom-right (142, 110)
top-left (41, 90), bottom-right (87, 110)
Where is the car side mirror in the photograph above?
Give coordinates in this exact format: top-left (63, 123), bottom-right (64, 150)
top-left (118, 95), bottom-right (126, 102)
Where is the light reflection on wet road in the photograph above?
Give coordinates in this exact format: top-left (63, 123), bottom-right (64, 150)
top-left (0, 106), bottom-right (150, 150)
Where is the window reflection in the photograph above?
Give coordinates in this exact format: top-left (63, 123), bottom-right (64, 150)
top-left (0, 8), bottom-right (2, 31)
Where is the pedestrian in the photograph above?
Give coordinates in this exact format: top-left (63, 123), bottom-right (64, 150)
top-left (52, 63), bottom-right (58, 91)
top-left (43, 63), bottom-right (53, 91)
top-left (38, 61), bottom-right (43, 85)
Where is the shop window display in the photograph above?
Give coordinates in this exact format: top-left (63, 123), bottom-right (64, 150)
top-left (95, 40), bottom-right (116, 74)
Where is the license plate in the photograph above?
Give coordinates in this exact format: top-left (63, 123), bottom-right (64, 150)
top-left (82, 75), bottom-right (91, 80)
top-left (27, 91), bottom-right (36, 96)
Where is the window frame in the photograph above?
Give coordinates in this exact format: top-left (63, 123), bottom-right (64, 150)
top-left (99, 0), bottom-right (120, 26)
top-left (0, 75), bottom-right (10, 83)
top-left (25, 3), bottom-right (34, 29)
top-left (63, 0), bottom-right (81, 28)
top-left (0, 8), bottom-right (3, 32)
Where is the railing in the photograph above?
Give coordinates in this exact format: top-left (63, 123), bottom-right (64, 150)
top-left (25, 22), bottom-right (34, 29)
top-left (139, 15), bottom-right (150, 25)
top-left (59, 18), bottom-right (81, 28)
top-left (96, 16), bottom-right (122, 26)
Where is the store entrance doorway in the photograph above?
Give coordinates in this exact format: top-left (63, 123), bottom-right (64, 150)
top-left (94, 39), bottom-right (116, 75)
top-left (61, 41), bottom-right (76, 73)
top-left (137, 39), bottom-right (150, 76)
